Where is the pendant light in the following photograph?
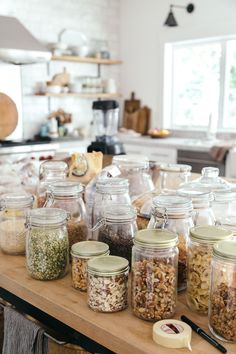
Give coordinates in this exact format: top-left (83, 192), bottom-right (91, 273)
top-left (164, 3), bottom-right (195, 27)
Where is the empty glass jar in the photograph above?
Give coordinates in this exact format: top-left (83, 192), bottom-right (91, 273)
top-left (212, 189), bottom-right (236, 226)
top-left (160, 163), bottom-right (192, 194)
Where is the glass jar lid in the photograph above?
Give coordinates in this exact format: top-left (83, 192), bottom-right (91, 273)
top-left (39, 160), bottom-right (68, 178)
top-left (177, 186), bottom-right (214, 206)
top-left (27, 208), bottom-right (68, 227)
top-left (112, 154), bottom-right (150, 169)
top-left (213, 189), bottom-right (236, 203)
top-left (0, 192), bottom-right (34, 209)
top-left (71, 241), bottom-right (109, 258)
top-left (48, 181), bottom-right (84, 196)
top-left (134, 229), bottom-right (178, 248)
top-left (103, 204), bottom-right (136, 223)
top-left (96, 177), bottom-right (129, 194)
top-left (160, 163), bottom-right (192, 173)
top-left (213, 240), bottom-right (236, 261)
top-left (190, 225), bottom-right (233, 244)
top-left (152, 195), bottom-right (193, 216)
top-left (87, 255), bottom-right (129, 275)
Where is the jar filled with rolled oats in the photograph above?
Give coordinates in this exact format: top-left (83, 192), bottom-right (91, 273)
top-left (209, 240), bottom-right (236, 342)
top-left (71, 240), bottom-right (109, 291)
top-left (148, 195), bottom-right (193, 291)
top-left (131, 229), bottom-right (178, 321)
top-left (187, 226), bottom-right (233, 314)
top-left (87, 255), bottom-right (129, 313)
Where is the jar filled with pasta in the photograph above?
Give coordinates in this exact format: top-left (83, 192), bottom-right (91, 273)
top-left (187, 226), bottom-right (233, 314)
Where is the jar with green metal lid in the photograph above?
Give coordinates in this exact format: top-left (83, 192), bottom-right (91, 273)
top-left (131, 229), bottom-right (178, 321)
top-left (186, 225), bottom-right (233, 314)
top-left (87, 255), bottom-right (129, 312)
top-left (71, 240), bottom-right (109, 291)
top-left (209, 240), bottom-right (236, 342)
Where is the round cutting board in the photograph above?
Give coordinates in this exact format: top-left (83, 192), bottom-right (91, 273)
top-left (0, 92), bottom-right (18, 139)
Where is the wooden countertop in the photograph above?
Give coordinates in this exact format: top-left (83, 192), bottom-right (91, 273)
top-left (0, 253), bottom-right (234, 354)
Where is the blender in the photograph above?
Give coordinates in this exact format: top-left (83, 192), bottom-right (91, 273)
top-left (87, 100), bottom-right (125, 155)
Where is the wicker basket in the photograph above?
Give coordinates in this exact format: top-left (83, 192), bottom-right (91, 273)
top-left (48, 339), bottom-right (90, 354)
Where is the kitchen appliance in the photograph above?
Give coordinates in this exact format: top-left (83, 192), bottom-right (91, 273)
top-left (87, 100), bottom-right (125, 155)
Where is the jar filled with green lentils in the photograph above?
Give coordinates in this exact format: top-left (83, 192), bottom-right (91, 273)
top-left (26, 208), bottom-right (69, 280)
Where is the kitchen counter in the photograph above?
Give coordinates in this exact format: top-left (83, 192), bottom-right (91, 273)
top-left (0, 252), bottom-right (235, 354)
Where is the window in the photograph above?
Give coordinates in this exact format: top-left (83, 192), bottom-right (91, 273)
top-left (164, 37), bottom-right (236, 131)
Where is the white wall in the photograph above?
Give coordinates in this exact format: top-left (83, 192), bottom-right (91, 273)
top-left (120, 0), bottom-right (236, 128)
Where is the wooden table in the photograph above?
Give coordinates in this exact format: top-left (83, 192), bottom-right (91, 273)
top-left (0, 252), bottom-right (234, 354)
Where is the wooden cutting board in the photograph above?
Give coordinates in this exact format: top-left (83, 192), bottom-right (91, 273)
top-left (124, 92), bottom-right (141, 113)
top-left (0, 93), bottom-right (18, 139)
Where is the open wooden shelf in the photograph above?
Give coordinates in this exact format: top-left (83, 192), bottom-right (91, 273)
top-left (51, 55), bottom-right (122, 65)
top-left (35, 92), bottom-right (122, 99)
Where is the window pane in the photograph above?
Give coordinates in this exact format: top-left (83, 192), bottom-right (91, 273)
top-left (172, 43), bottom-right (221, 128)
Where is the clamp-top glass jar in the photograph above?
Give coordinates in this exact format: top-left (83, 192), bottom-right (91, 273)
top-left (26, 208), bottom-right (69, 280)
top-left (186, 226), bottom-right (233, 314)
top-left (148, 195), bottom-right (194, 291)
top-left (209, 240), bottom-right (236, 342)
top-left (160, 163), bottom-right (192, 194)
top-left (44, 181), bottom-right (88, 249)
top-left (37, 160), bottom-right (68, 207)
top-left (131, 229), bottom-right (178, 321)
top-left (0, 192), bottom-right (34, 255)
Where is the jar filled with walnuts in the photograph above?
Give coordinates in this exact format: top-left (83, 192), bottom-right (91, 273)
top-left (131, 229), bottom-right (178, 321)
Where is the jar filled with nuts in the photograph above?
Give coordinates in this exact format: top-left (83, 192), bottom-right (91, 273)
top-left (187, 226), bottom-right (233, 314)
top-left (148, 195), bottom-right (194, 291)
top-left (209, 240), bottom-right (236, 342)
top-left (44, 181), bottom-right (88, 250)
top-left (26, 208), bottom-right (69, 280)
top-left (0, 192), bottom-right (34, 255)
top-left (71, 240), bottom-right (109, 291)
top-left (131, 229), bottom-right (178, 321)
top-left (87, 255), bottom-right (129, 312)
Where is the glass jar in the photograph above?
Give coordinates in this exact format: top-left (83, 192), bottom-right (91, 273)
top-left (87, 255), bottom-right (129, 312)
top-left (26, 208), bottom-right (69, 280)
top-left (212, 189), bottom-right (236, 226)
top-left (37, 160), bottom-right (68, 207)
top-left (71, 241), bottom-right (109, 291)
top-left (131, 229), bottom-right (178, 321)
top-left (112, 155), bottom-right (154, 200)
top-left (44, 181), bottom-right (88, 249)
top-left (186, 226), bottom-right (233, 314)
top-left (160, 163), bottom-right (192, 194)
top-left (148, 195), bottom-right (194, 291)
top-left (97, 204), bottom-right (137, 266)
top-left (209, 240), bottom-right (236, 342)
top-left (0, 192), bottom-right (34, 255)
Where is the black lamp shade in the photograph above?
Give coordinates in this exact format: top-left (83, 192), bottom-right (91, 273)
top-left (164, 9), bottom-right (178, 27)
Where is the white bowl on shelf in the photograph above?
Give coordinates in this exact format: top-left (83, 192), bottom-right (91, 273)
top-left (46, 85), bottom-right (62, 94)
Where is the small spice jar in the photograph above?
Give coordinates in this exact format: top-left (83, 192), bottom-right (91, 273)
top-left (160, 163), bottom-right (192, 194)
top-left (71, 241), bottom-right (109, 291)
top-left (209, 240), bottom-right (236, 342)
top-left (26, 208), bottom-right (69, 280)
top-left (0, 192), bottom-right (34, 255)
top-left (186, 226), bottom-right (233, 314)
top-left (131, 229), bottom-right (178, 321)
top-left (87, 255), bottom-right (129, 313)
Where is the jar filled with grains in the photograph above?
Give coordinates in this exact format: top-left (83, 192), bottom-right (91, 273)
top-left (87, 255), bottom-right (129, 313)
top-left (71, 240), bottom-right (109, 291)
top-left (26, 208), bottom-right (69, 280)
top-left (186, 226), bottom-right (233, 314)
top-left (44, 181), bottom-right (88, 250)
top-left (131, 229), bottom-right (178, 321)
top-left (148, 195), bottom-right (194, 291)
top-left (0, 192), bottom-right (34, 255)
top-left (209, 240), bottom-right (236, 342)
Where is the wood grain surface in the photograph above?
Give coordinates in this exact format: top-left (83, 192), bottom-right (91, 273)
top-left (0, 93), bottom-right (18, 139)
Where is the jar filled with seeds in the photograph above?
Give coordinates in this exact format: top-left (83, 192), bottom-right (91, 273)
top-left (0, 192), bottom-right (34, 255)
top-left (87, 255), bottom-right (129, 313)
top-left (209, 240), bottom-right (236, 342)
top-left (148, 195), bottom-right (194, 291)
top-left (37, 160), bottom-right (68, 207)
top-left (97, 204), bottom-right (137, 266)
top-left (187, 226), bottom-right (233, 314)
top-left (71, 240), bottom-right (109, 291)
top-left (26, 208), bottom-right (69, 280)
top-left (44, 181), bottom-right (88, 250)
top-left (131, 229), bottom-right (178, 321)
top-left (160, 163), bottom-right (192, 194)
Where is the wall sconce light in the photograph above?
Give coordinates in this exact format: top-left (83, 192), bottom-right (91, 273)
top-left (164, 3), bottom-right (195, 27)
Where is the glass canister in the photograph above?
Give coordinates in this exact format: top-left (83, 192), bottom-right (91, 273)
top-left (44, 181), bottom-right (88, 249)
top-left (148, 195), bottom-right (194, 291)
top-left (212, 189), bottom-right (236, 226)
top-left (87, 255), bottom-right (129, 313)
top-left (97, 204), bottom-right (137, 266)
top-left (209, 240), bottom-right (236, 342)
top-left (26, 208), bottom-right (69, 280)
top-left (112, 155), bottom-right (154, 200)
top-left (37, 160), bottom-right (69, 207)
top-left (186, 226), bottom-right (233, 314)
top-left (160, 163), bottom-right (192, 194)
top-left (0, 192), bottom-right (34, 255)
top-left (71, 240), bottom-right (109, 291)
top-left (131, 229), bottom-right (178, 321)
